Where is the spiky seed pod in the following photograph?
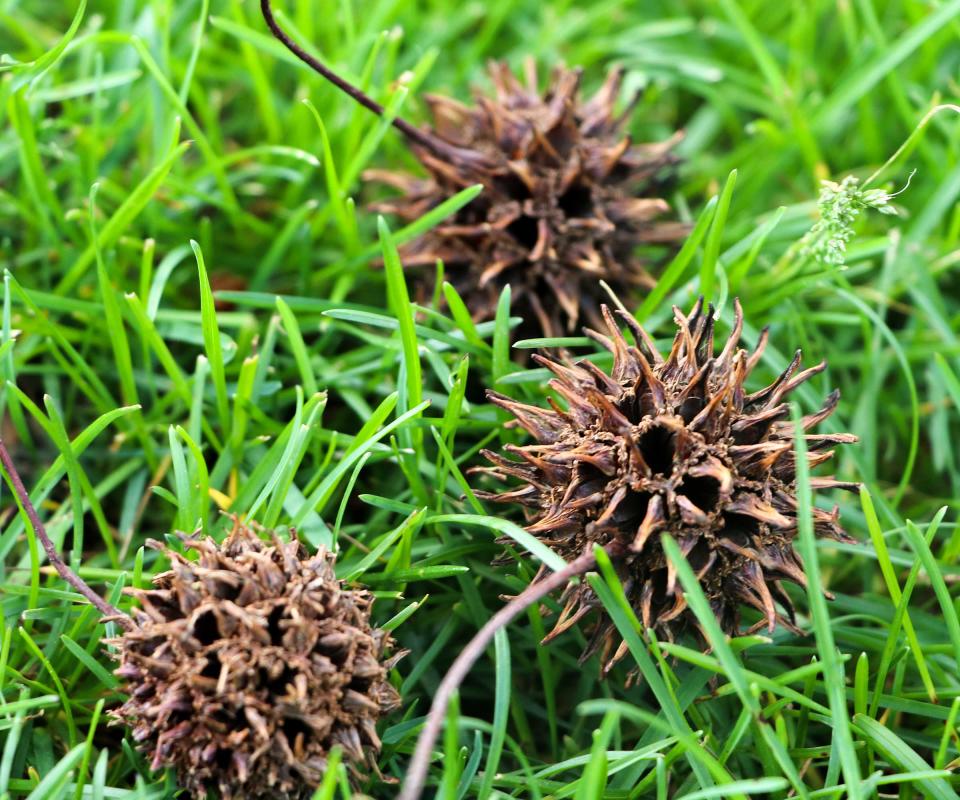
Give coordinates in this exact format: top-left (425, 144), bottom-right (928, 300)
top-left (259, 4), bottom-right (683, 335)
top-left (112, 521), bottom-right (403, 799)
top-left (472, 300), bottom-right (858, 675)
top-left (366, 62), bottom-right (685, 337)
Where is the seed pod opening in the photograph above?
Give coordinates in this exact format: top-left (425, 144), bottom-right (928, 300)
top-left (112, 520), bottom-right (403, 799)
top-left (366, 61), bottom-right (686, 337)
top-left (472, 300), bottom-right (858, 676)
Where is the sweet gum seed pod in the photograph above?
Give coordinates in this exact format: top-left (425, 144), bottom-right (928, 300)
top-left (472, 299), bottom-right (858, 677)
top-left (367, 62), bottom-right (685, 336)
top-left (112, 520), bottom-right (404, 799)
top-left (259, 1), bottom-right (684, 337)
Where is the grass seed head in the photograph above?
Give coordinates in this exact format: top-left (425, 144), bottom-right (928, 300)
top-left (473, 300), bottom-right (858, 676)
top-left (112, 520), bottom-right (403, 799)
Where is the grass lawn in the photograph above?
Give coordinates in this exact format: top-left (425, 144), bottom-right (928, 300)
top-left (2, 0), bottom-right (960, 797)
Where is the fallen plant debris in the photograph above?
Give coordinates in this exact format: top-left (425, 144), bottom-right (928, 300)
top-left (396, 543), bottom-right (615, 800)
top-left (365, 63), bottom-right (684, 336)
top-left (261, 0), bottom-right (684, 336)
top-left (0, 441), bottom-right (132, 630)
top-left (0, 441), bottom-right (402, 799)
top-left (396, 298), bottom-right (859, 800)
top-left (114, 523), bottom-right (404, 799)
top-left (6, 2), bottom-right (959, 797)
top-left (473, 299), bottom-right (859, 674)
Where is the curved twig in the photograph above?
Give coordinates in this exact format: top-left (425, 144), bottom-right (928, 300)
top-left (398, 542), bottom-right (620, 800)
top-left (260, 0), bottom-right (486, 168)
top-left (0, 439), bottom-right (135, 630)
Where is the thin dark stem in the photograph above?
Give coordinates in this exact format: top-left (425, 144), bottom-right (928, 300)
top-left (0, 439), bottom-right (134, 630)
top-left (260, 0), bottom-right (476, 166)
top-left (398, 544), bottom-right (618, 800)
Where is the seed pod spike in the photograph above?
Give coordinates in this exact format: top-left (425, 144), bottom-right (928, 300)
top-left (748, 349), bottom-right (803, 405)
top-left (600, 304), bottom-right (640, 383)
top-left (671, 303), bottom-right (697, 371)
top-left (694, 304), bottom-right (716, 364)
top-left (764, 360), bottom-right (827, 409)
top-left (746, 325), bottom-right (770, 375)
top-left (800, 388), bottom-right (842, 429)
top-left (616, 308), bottom-right (663, 365)
top-left (576, 358), bottom-right (625, 395)
top-left (486, 390), bottom-right (565, 441)
top-left (716, 298), bottom-right (745, 367)
top-left (542, 599), bottom-right (592, 644)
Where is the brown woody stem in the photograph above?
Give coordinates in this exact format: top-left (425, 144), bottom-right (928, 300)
top-left (398, 543), bottom-right (618, 800)
top-left (0, 439), bottom-right (134, 630)
top-left (260, 0), bottom-right (470, 165)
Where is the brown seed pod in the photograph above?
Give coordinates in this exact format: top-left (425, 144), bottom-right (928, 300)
top-left (366, 62), bottom-right (685, 336)
top-left (112, 520), bottom-right (404, 799)
top-left (0, 442), bottom-right (402, 800)
top-left (471, 299), bottom-right (858, 675)
top-left (260, 1), bottom-right (685, 337)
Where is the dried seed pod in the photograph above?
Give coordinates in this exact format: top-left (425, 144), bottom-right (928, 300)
top-left (366, 62), bottom-right (685, 336)
top-left (259, 2), bottom-right (684, 337)
top-left (112, 520), bottom-right (404, 799)
top-left (0, 442), bottom-right (403, 798)
top-left (472, 300), bottom-right (858, 675)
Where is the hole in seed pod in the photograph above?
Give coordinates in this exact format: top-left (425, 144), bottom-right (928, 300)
top-left (209, 579), bottom-right (241, 602)
top-left (139, 635), bottom-right (165, 658)
top-left (192, 610), bottom-right (220, 646)
top-left (613, 491), bottom-right (650, 526)
top-left (507, 215), bottom-right (540, 250)
top-left (261, 664), bottom-right (297, 695)
top-left (349, 674), bottom-right (372, 693)
top-left (722, 513), bottom-right (762, 540)
top-left (267, 606), bottom-right (286, 646)
top-left (686, 538), bottom-right (712, 570)
top-left (200, 652), bottom-right (221, 680)
top-left (281, 716), bottom-right (312, 746)
top-left (646, 570), bottom-right (670, 614)
top-left (677, 394), bottom-right (705, 424)
top-left (545, 123), bottom-right (577, 160)
top-left (558, 184), bottom-right (593, 218)
top-left (495, 173), bottom-right (532, 201)
top-left (149, 594), bottom-right (184, 623)
top-left (575, 461), bottom-right (611, 493)
top-left (680, 474), bottom-right (722, 513)
top-left (638, 423), bottom-right (675, 476)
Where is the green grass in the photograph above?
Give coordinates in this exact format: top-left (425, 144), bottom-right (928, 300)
top-left (1, 0), bottom-right (960, 797)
